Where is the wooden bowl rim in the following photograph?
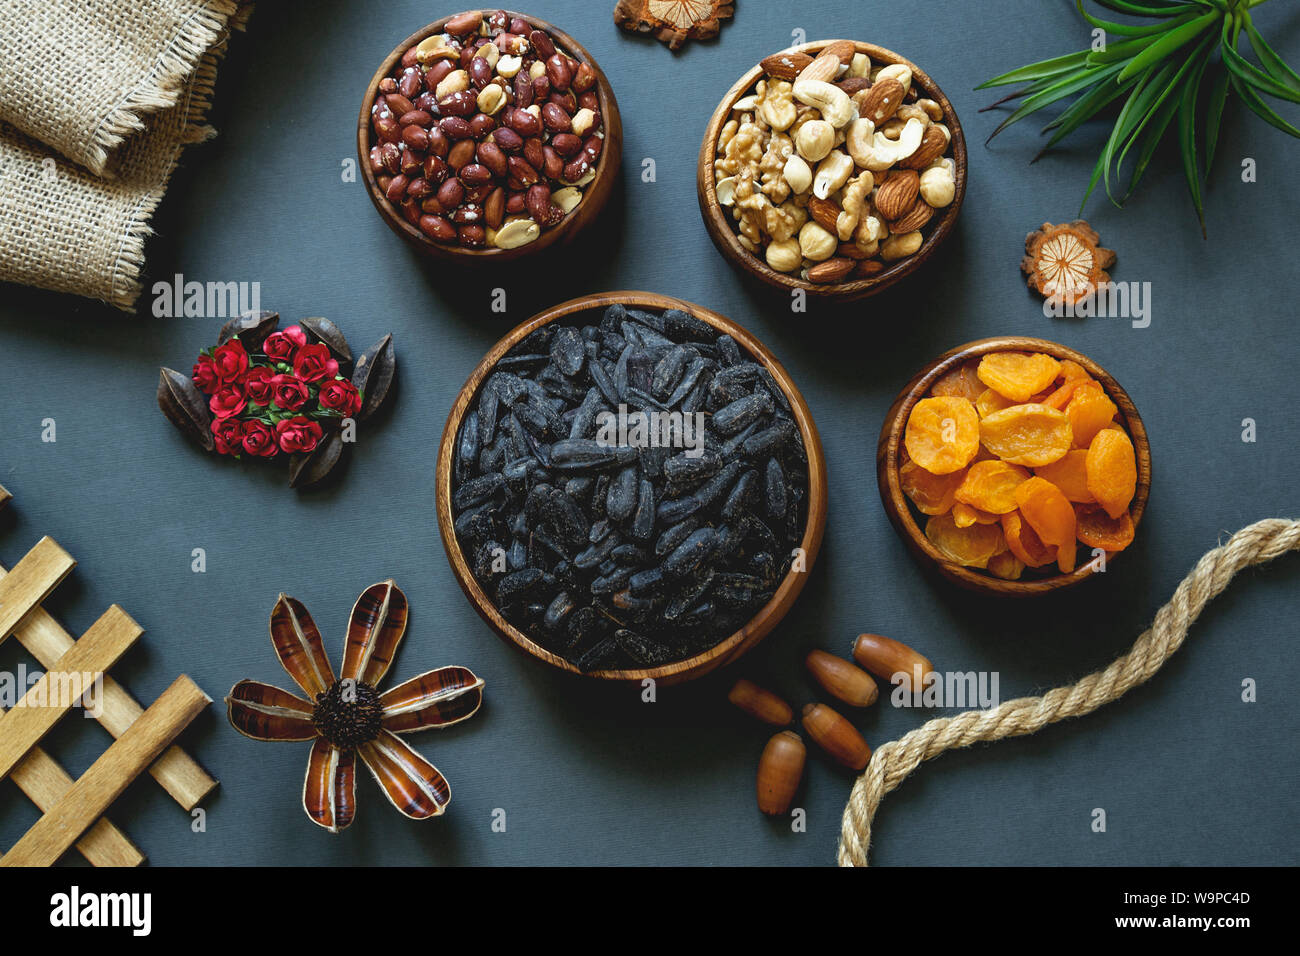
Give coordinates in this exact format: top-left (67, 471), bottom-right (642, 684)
top-left (697, 39), bottom-right (967, 300)
top-left (357, 8), bottom-right (622, 262)
top-left (878, 335), bottom-right (1152, 596)
top-left (435, 291), bottom-right (829, 682)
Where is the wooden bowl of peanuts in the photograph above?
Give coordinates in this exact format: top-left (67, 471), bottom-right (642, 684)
top-left (697, 40), bottom-right (966, 301)
top-left (359, 9), bottom-right (623, 262)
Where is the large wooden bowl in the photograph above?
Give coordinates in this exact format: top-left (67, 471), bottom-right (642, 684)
top-left (358, 10), bottom-right (623, 263)
top-left (436, 291), bottom-right (828, 684)
top-left (697, 40), bottom-right (966, 301)
top-left (878, 336), bottom-right (1151, 596)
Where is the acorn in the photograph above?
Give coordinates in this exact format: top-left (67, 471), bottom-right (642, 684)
top-left (805, 649), bottom-right (878, 707)
top-left (852, 633), bottom-right (934, 693)
top-left (756, 730), bottom-right (805, 815)
top-left (728, 678), bottom-right (793, 726)
top-left (801, 703), bottom-right (871, 770)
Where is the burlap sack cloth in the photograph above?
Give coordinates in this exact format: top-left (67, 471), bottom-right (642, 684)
top-left (0, 0), bottom-right (250, 311)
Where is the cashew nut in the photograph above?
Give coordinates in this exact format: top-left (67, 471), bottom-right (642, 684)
top-left (864, 117), bottom-right (925, 171)
top-left (782, 154), bottom-right (812, 195)
top-left (794, 120), bottom-right (834, 162)
top-left (845, 117), bottom-right (876, 168)
top-left (917, 98), bottom-right (944, 122)
top-left (792, 79), bottom-right (856, 129)
top-left (881, 230), bottom-right (923, 261)
top-left (765, 238), bottom-right (802, 273)
top-left (876, 63), bottom-right (913, 96)
top-left (798, 221), bottom-right (838, 262)
top-left (848, 52), bottom-right (871, 79)
top-left (813, 151), bottom-right (854, 200)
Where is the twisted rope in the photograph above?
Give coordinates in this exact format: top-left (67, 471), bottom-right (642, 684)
top-left (838, 518), bottom-right (1300, 867)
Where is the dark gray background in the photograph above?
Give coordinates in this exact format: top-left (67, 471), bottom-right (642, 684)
top-left (1, 0), bottom-right (1297, 866)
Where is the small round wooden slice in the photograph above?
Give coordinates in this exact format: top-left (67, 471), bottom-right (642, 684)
top-left (613, 0), bottom-right (735, 51)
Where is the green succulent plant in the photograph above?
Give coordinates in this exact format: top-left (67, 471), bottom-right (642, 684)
top-left (979, 0), bottom-right (1299, 234)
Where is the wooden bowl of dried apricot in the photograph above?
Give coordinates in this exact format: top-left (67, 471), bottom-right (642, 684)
top-left (878, 337), bottom-right (1151, 595)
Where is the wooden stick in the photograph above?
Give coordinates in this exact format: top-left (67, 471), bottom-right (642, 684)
top-left (0, 558), bottom-right (218, 810)
top-left (6, 744), bottom-right (143, 867)
top-left (0, 605), bottom-right (142, 781)
top-left (0, 537), bottom-right (75, 647)
top-left (0, 484), bottom-right (10, 509)
top-left (0, 675), bottom-right (211, 867)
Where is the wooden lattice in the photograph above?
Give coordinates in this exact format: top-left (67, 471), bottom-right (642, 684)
top-left (0, 483), bottom-right (216, 866)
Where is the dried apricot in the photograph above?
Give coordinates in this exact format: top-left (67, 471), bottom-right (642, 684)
top-left (925, 513), bottom-right (1006, 569)
top-left (900, 458), bottom-right (966, 516)
top-left (1058, 359), bottom-right (1091, 382)
top-left (987, 550), bottom-right (1025, 580)
top-left (931, 362), bottom-right (984, 402)
top-left (1033, 449), bottom-right (1095, 503)
top-left (905, 396), bottom-right (980, 475)
top-left (1085, 428), bottom-right (1137, 519)
top-left (1040, 380), bottom-right (1081, 411)
top-left (976, 352), bottom-right (1062, 403)
top-left (1074, 505), bottom-right (1135, 552)
top-left (952, 501), bottom-right (999, 528)
top-left (954, 460), bottom-right (1031, 514)
top-left (975, 388), bottom-right (1014, 419)
top-left (1066, 382), bottom-right (1118, 448)
top-left (1013, 476), bottom-right (1077, 573)
top-left (978, 403), bottom-right (1072, 467)
top-left (1000, 510), bottom-right (1056, 568)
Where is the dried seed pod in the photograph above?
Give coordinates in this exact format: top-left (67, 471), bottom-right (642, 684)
top-left (351, 334), bottom-right (396, 421)
top-left (157, 367), bottom-right (214, 451)
top-left (299, 316), bottom-right (355, 371)
top-left (289, 430), bottom-right (347, 489)
top-left (216, 310), bottom-right (279, 350)
top-left (801, 703), bottom-right (871, 770)
top-left (805, 649), bottom-right (878, 707)
top-left (728, 678), bottom-right (793, 726)
top-left (756, 731), bottom-right (805, 816)
top-left (852, 633), bottom-right (934, 693)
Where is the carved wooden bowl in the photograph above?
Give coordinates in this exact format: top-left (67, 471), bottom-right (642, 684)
top-left (698, 39), bottom-right (966, 301)
top-left (436, 291), bottom-right (828, 684)
top-left (359, 9), bottom-right (623, 263)
top-left (878, 336), bottom-right (1151, 596)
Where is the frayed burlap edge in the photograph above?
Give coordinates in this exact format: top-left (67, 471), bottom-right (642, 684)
top-left (104, 4), bottom-right (253, 310)
top-left (85, 0), bottom-right (245, 179)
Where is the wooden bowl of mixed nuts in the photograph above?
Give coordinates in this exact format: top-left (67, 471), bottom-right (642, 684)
top-left (435, 291), bottom-right (828, 685)
top-left (697, 40), bottom-right (966, 300)
top-left (878, 336), bottom-right (1151, 596)
top-left (359, 9), bottom-right (623, 260)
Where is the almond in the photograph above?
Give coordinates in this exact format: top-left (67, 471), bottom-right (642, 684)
top-left (900, 125), bottom-right (949, 170)
top-left (822, 40), bottom-right (857, 66)
top-left (760, 51), bottom-right (813, 81)
top-left (837, 241), bottom-right (869, 260)
top-left (857, 259), bottom-right (885, 277)
top-left (835, 77), bottom-right (872, 96)
top-left (858, 77), bottom-right (905, 125)
top-left (807, 257), bottom-right (855, 283)
top-left (807, 196), bottom-right (841, 234)
top-left (888, 198), bottom-right (935, 234)
top-left (873, 168), bottom-right (919, 221)
top-left (797, 50), bottom-right (843, 85)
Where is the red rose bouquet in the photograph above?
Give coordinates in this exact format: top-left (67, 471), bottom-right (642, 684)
top-left (159, 311), bottom-right (395, 488)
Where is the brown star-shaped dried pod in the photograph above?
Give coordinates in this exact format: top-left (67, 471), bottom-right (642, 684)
top-left (1021, 220), bottom-right (1116, 308)
top-left (614, 0), bottom-right (735, 51)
